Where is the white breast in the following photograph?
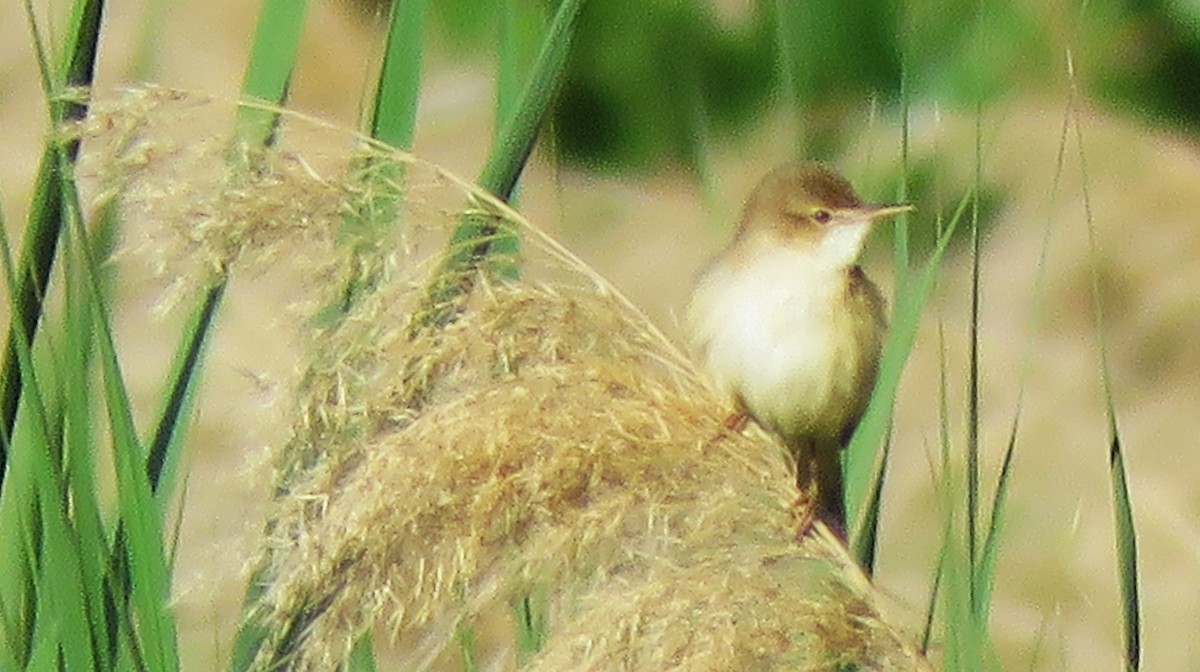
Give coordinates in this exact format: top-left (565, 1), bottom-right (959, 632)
top-left (687, 246), bottom-right (862, 438)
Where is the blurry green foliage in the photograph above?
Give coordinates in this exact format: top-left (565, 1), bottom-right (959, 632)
top-left (415, 0), bottom-right (779, 169)
top-left (1086, 0), bottom-right (1200, 130)
top-left (554, 2), bottom-right (776, 169)
top-left (904, 0), bottom-right (1052, 106)
top-left (353, 0), bottom-right (1200, 173)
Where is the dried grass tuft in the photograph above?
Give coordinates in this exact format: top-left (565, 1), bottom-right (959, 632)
top-left (77, 87), bottom-right (928, 671)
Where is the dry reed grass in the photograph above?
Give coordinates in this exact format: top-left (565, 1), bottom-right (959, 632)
top-left (73, 87), bottom-right (929, 671)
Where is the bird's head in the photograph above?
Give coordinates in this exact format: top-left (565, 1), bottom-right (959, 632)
top-left (733, 163), bottom-right (913, 269)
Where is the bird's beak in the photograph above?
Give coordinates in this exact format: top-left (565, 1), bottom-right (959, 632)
top-left (862, 203), bottom-right (915, 220)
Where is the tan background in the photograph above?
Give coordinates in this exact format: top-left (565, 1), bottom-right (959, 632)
top-left (2, 1), bottom-right (1198, 669)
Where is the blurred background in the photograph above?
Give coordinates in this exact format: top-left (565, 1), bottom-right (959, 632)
top-left (2, 0), bottom-right (1200, 669)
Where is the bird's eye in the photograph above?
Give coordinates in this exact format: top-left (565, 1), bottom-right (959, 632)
top-left (813, 209), bottom-right (832, 224)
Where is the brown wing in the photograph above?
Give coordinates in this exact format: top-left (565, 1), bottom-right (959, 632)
top-left (839, 266), bottom-right (887, 444)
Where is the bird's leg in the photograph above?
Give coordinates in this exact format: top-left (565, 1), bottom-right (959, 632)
top-left (792, 439), bottom-right (819, 539)
top-left (813, 440), bottom-right (847, 540)
top-left (723, 412), bottom-right (750, 432)
top-left (722, 396), bottom-right (751, 433)
top-left (793, 482), bottom-right (817, 541)
top-left (792, 438), bottom-right (847, 541)
top-left (699, 397), bottom-right (751, 454)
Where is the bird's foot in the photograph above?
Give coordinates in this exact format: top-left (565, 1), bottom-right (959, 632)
top-left (792, 491), bottom-right (847, 543)
top-left (793, 490), bottom-right (817, 541)
top-left (723, 410), bottom-right (750, 433)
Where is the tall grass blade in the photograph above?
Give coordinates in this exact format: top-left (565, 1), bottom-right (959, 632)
top-left (429, 0), bottom-right (587, 312)
top-left (328, 0), bottom-right (426, 319)
top-left (103, 277), bottom-right (216, 670)
top-left (35, 12), bottom-right (181, 660)
top-left (237, 0), bottom-right (309, 151)
top-left (1108, 435), bottom-right (1140, 671)
top-left (0, 207), bottom-right (25, 669)
top-left (965, 100), bottom-right (982, 605)
top-left (475, 0), bottom-right (586, 197)
top-left (925, 287), bottom-right (953, 662)
top-left (920, 547), bottom-right (944, 655)
top-left (25, 624), bottom-right (61, 672)
top-left (1, 0), bottom-right (103, 487)
top-left (226, 6), bottom-right (347, 670)
top-left (940, 497), bottom-right (971, 670)
top-left (1070, 81), bottom-right (1140, 671)
top-left (0, 178), bottom-right (69, 670)
top-left (146, 284), bottom-right (225, 502)
top-left (35, 472), bottom-right (96, 672)
top-left (974, 82), bottom-right (1073, 630)
top-left (849, 430), bottom-right (890, 572)
top-left (62, 145), bottom-right (181, 671)
top-left (493, 0), bottom-right (546, 214)
top-left (60, 227), bottom-right (115, 671)
top-left (851, 57), bottom-right (911, 569)
top-left (972, 421), bottom-right (1014, 617)
top-left (12, 5), bottom-right (126, 670)
top-left (370, 0), bottom-right (424, 149)
top-left (846, 190), bottom-right (971, 548)
top-left (496, 0), bottom-right (545, 135)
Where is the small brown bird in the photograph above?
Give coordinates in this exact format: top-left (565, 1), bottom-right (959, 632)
top-left (687, 163), bottom-right (912, 536)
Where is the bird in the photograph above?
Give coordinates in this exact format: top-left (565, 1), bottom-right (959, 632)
top-left (686, 163), bottom-right (912, 537)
